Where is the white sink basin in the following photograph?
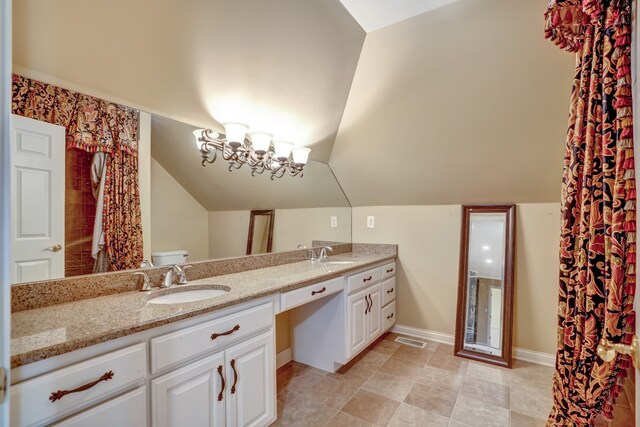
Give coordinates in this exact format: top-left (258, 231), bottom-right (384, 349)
top-left (148, 287), bottom-right (230, 305)
top-left (322, 261), bottom-right (356, 266)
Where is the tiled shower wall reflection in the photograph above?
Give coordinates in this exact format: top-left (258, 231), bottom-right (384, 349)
top-left (65, 149), bottom-right (96, 276)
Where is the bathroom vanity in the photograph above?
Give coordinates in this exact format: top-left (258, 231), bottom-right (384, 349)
top-left (9, 249), bottom-right (397, 427)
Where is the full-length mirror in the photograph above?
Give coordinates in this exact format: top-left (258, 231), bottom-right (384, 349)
top-left (247, 210), bottom-right (275, 255)
top-left (455, 205), bottom-right (515, 368)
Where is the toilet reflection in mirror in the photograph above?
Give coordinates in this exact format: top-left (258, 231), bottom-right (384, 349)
top-left (455, 205), bottom-right (515, 368)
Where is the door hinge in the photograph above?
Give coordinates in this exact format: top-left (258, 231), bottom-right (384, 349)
top-left (0, 367), bottom-right (6, 404)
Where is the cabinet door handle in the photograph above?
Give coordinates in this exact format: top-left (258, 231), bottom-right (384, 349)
top-left (311, 287), bottom-right (326, 296)
top-left (365, 294), bottom-right (372, 314)
top-left (364, 294), bottom-right (370, 314)
top-left (387, 313), bottom-right (394, 320)
top-left (363, 276), bottom-right (372, 283)
top-left (230, 359), bottom-right (238, 394)
top-left (386, 288), bottom-right (394, 294)
top-left (49, 371), bottom-right (114, 402)
top-left (386, 268), bottom-right (394, 273)
top-left (217, 365), bottom-right (225, 401)
top-left (211, 324), bottom-right (240, 341)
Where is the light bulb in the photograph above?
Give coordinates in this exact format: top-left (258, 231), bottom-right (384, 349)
top-left (274, 142), bottom-right (293, 160)
top-left (250, 132), bottom-right (272, 155)
top-left (223, 122), bottom-right (249, 149)
top-left (291, 147), bottom-right (311, 165)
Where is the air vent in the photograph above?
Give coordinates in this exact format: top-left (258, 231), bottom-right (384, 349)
top-left (395, 336), bottom-right (427, 349)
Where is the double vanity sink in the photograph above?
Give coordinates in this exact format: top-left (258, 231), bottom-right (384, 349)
top-left (10, 249), bottom-right (396, 427)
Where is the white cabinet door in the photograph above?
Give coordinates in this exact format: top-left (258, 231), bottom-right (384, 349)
top-left (225, 330), bottom-right (275, 427)
top-left (53, 387), bottom-right (147, 427)
top-left (347, 288), bottom-right (368, 359)
top-left (367, 285), bottom-right (382, 342)
top-left (152, 352), bottom-right (226, 427)
top-left (10, 115), bottom-right (65, 284)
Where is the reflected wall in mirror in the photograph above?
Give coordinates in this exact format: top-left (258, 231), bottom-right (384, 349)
top-left (455, 205), bottom-right (515, 368)
top-left (247, 210), bottom-right (275, 255)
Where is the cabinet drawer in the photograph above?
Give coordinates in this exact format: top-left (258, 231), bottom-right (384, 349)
top-left (347, 267), bottom-right (382, 295)
top-left (382, 277), bottom-right (396, 307)
top-left (53, 387), bottom-right (147, 427)
top-left (10, 343), bottom-right (147, 427)
top-left (382, 262), bottom-right (396, 280)
top-left (383, 300), bottom-right (396, 331)
top-left (151, 302), bottom-right (274, 373)
top-left (281, 277), bottom-right (343, 311)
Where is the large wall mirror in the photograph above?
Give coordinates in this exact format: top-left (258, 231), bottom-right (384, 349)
top-left (9, 110), bottom-right (351, 285)
top-left (454, 205), bottom-right (516, 368)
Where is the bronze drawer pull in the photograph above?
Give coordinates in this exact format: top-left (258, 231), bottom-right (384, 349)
top-left (387, 313), bottom-right (394, 320)
top-left (211, 324), bottom-right (240, 341)
top-left (311, 287), bottom-right (326, 296)
top-left (230, 359), bottom-right (238, 394)
top-left (386, 288), bottom-right (394, 294)
top-left (363, 276), bottom-right (373, 282)
top-left (49, 371), bottom-right (114, 402)
top-left (217, 365), bottom-right (225, 401)
top-left (386, 268), bottom-right (394, 273)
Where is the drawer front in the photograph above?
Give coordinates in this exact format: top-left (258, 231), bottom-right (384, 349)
top-left (53, 387), bottom-right (147, 427)
top-left (382, 262), bottom-right (396, 280)
top-left (383, 300), bottom-right (396, 331)
top-left (347, 267), bottom-right (382, 295)
top-left (11, 343), bottom-right (147, 427)
top-left (281, 277), bottom-right (343, 311)
top-left (382, 277), bottom-right (396, 307)
top-left (151, 302), bottom-right (273, 373)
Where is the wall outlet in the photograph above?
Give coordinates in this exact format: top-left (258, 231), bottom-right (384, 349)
top-left (330, 216), bottom-right (338, 228)
top-left (367, 216), bottom-right (375, 229)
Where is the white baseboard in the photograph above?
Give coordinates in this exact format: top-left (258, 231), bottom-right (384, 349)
top-left (513, 348), bottom-right (555, 367)
top-left (391, 324), bottom-right (555, 367)
top-left (276, 347), bottom-right (292, 369)
top-left (391, 325), bottom-right (454, 345)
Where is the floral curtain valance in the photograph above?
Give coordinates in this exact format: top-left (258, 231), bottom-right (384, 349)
top-left (12, 74), bottom-right (139, 156)
top-left (544, 0), bottom-right (636, 424)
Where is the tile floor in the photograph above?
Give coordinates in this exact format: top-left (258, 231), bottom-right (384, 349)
top-left (272, 332), bottom-right (635, 427)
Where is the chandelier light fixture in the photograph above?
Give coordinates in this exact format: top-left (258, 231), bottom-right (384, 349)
top-left (193, 123), bottom-right (311, 179)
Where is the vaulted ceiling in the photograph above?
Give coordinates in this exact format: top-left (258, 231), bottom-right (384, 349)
top-left (13, 0), bottom-right (576, 208)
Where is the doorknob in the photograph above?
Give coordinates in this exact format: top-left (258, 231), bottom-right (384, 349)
top-left (597, 335), bottom-right (638, 368)
top-left (46, 244), bottom-right (62, 252)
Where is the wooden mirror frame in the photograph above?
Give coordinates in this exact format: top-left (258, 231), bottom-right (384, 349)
top-left (246, 210), bottom-right (275, 255)
top-left (454, 204), bottom-right (516, 368)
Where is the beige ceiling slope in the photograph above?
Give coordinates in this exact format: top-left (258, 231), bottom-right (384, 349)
top-left (330, 0), bottom-right (576, 207)
top-left (13, 0), bottom-right (365, 162)
top-left (151, 116), bottom-right (350, 211)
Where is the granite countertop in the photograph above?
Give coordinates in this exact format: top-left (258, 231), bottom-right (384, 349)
top-left (11, 252), bottom-right (395, 368)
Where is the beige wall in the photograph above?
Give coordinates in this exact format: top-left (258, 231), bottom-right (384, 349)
top-left (330, 0), bottom-right (575, 206)
top-left (208, 208), bottom-right (352, 259)
top-left (276, 312), bottom-right (291, 355)
top-left (150, 158), bottom-right (209, 262)
top-left (352, 203), bottom-right (560, 355)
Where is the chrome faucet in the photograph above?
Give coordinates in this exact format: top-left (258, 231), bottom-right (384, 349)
top-left (133, 272), bottom-right (152, 291)
top-left (298, 244), bottom-right (318, 261)
top-left (172, 265), bottom-right (189, 285)
top-left (160, 268), bottom-right (174, 288)
top-left (140, 260), bottom-right (154, 268)
top-left (319, 246), bottom-right (333, 261)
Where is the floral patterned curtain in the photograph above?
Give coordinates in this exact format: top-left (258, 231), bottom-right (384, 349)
top-left (11, 74), bottom-right (144, 271)
top-left (544, 0), bottom-right (636, 424)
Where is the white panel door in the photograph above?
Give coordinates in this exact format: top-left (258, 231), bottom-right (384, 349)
top-left (347, 289), bottom-right (368, 359)
top-left (10, 114), bottom-right (65, 284)
top-left (151, 352), bottom-right (226, 427)
top-left (489, 287), bottom-right (503, 349)
top-left (225, 330), bottom-right (275, 427)
top-left (366, 285), bottom-right (382, 342)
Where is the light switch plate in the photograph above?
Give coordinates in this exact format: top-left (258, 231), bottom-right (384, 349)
top-left (367, 216), bottom-right (375, 228)
top-left (330, 216), bottom-right (338, 228)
